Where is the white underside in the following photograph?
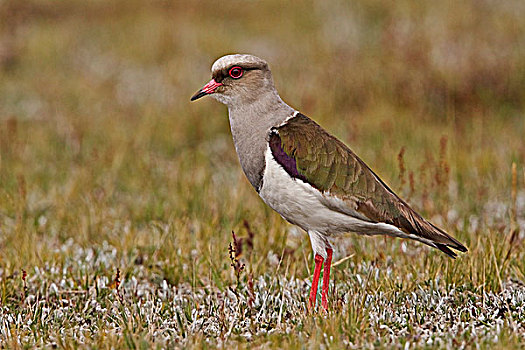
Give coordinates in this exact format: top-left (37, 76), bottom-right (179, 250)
top-left (259, 147), bottom-right (424, 258)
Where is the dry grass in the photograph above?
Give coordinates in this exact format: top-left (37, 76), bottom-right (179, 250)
top-left (0, 0), bottom-right (524, 348)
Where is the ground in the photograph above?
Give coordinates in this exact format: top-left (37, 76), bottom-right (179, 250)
top-left (0, 0), bottom-right (525, 348)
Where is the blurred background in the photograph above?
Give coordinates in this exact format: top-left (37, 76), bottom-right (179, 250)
top-left (1, 0), bottom-right (524, 296)
top-left (1, 0), bottom-right (525, 346)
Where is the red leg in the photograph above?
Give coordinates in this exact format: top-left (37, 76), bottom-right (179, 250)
top-left (308, 254), bottom-right (324, 311)
top-left (321, 248), bottom-right (333, 311)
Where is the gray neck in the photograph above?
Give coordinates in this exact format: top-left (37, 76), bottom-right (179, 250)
top-left (227, 90), bottom-right (294, 191)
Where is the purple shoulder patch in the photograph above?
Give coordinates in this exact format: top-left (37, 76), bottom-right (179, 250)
top-left (269, 131), bottom-right (308, 182)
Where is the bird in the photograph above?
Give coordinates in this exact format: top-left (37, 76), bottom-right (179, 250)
top-left (190, 54), bottom-right (467, 311)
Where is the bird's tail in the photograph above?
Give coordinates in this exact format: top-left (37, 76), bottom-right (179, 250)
top-left (396, 207), bottom-right (468, 258)
top-left (426, 222), bottom-right (467, 258)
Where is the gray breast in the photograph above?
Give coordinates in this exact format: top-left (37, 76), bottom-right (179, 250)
top-left (227, 95), bottom-right (294, 191)
top-left (231, 129), bottom-right (266, 190)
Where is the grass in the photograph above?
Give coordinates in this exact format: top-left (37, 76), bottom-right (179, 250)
top-left (0, 0), bottom-right (525, 348)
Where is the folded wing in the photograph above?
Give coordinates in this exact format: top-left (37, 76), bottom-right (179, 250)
top-left (269, 113), bottom-right (467, 258)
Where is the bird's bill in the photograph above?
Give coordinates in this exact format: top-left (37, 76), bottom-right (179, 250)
top-left (190, 79), bottom-right (223, 101)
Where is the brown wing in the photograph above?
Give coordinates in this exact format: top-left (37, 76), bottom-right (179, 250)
top-left (270, 113), bottom-right (467, 257)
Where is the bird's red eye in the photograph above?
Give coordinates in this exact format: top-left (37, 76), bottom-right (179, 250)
top-left (229, 66), bottom-right (243, 79)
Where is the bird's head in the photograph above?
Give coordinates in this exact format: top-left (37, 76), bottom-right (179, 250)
top-left (190, 54), bottom-right (276, 106)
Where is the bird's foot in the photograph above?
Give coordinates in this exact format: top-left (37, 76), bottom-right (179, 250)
top-left (308, 248), bottom-right (333, 313)
top-left (321, 248), bottom-right (333, 311)
top-left (308, 254), bottom-right (324, 312)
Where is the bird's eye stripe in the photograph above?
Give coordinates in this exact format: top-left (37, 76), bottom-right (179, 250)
top-left (228, 66), bottom-right (243, 79)
top-left (213, 67), bottom-right (259, 82)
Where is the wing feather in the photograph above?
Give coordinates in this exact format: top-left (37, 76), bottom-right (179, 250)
top-left (269, 113), bottom-right (467, 257)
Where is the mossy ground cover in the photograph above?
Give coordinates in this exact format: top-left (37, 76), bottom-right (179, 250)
top-left (1, 0), bottom-right (524, 348)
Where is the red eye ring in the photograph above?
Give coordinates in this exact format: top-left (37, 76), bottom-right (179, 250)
top-left (228, 66), bottom-right (243, 79)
